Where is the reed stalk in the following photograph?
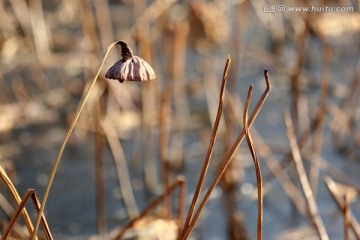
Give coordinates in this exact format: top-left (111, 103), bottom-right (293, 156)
top-left (31, 41), bottom-right (120, 239)
top-left (243, 85), bottom-right (263, 240)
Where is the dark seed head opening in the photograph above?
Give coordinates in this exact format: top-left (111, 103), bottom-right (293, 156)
top-left (117, 41), bottom-right (133, 61)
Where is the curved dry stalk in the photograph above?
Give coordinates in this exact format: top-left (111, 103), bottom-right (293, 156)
top-left (324, 176), bottom-right (360, 239)
top-left (254, 136), bottom-right (307, 216)
top-left (181, 56), bottom-right (231, 232)
top-left (180, 70), bottom-right (271, 239)
top-left (217, 82), bottom-right (307, 216)
top-left (0, 165), bottom-right (36, 239)
top-left (31, 41), bottom-right (121, 239)
top-left (94, 95), bottom-right (106, 234)
top-left (309, 35), bottom-right (330, 194)
top-left (101, 119), bottom-right (139, 218)
top-left (112, 177), bottom-right (186, 240)
top-left (243, 85), bottom-right (263, 240)
top-left (159, 87), bottom-right (171, 216)
top-left (0, 191), bottom-right (14, 217)
top-left (284, 111), bottom-right (329, 240)
top-left (129, 0), bottom-right (176, 37)
top-left (344, 193), bottom-right (350, 240)
top-left (2, 189), bottom-right (52, 240)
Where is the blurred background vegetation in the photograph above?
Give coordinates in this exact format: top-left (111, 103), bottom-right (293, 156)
top-left (0, 0), bottom-right (359, 239)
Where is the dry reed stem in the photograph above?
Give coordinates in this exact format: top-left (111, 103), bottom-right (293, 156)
top-left (203, 68), bottom-right (227, 134)
top-left (31, 41), bottom-right (120, 239)
top-left (30, 190), bottom-right (53, 239)
top-left (0, 70), bottom-right (13, 103)
top-left (253, 135), bottom-right (307, 216)
top-left (309, 35), bottom-right (330, 194)
top-left (225, 1), bottom-right (254, 143)
top-left (178, 175), bottom-right (186, 236)
top-left (79, 0), bottom-right (100, 55)
top-left (159, 88), bottom-right (171, 184)
top-left (301, 150), bottom-right (360, 193)
top-left (222, 86), bottom-right (307, 216)
top-left (101, 119), bottom-right (139, 218)
top-left (112, 177), bottom-right (186, 240)
top-left (284, 111), bottom-right (329, 240)
top-left (159, 87), bottom-right (171, 216)
top-left (129, 0), bottom-right (176, 37)
top-left (2, 189), bottom-right (52, 240)
top-left (263, 101), bottom-right (360, 189)
top-left (328, 102), bottom-right (360, 150)
top-left (95, 93), bottom-right (107, 234)
top-left (30, 189), bottom-right (53, 239)
top-left (339, 61), bottom-right (360, 136)
top-left (29, 0), bottom-right (51, 56)
top-left (94, 0), bottom-right (114, 51)
top-left (262, 143), bottom-right (360, 195)
top-left (263, 107), bottom-right (333, 196)
top-left (266, 15), bottom-right (332, 183)
top-left (9, 0), bottom-right (31, 36)
top-left (227, 0), bottom-right (249, 95)
top-left (0, 164), bottom-right (36, 239)
top-left (243, 85), bottom-right (263, 240)
top-left (182, 56), bottom-right (231, 233)
top-left (170, 20), bottom-right (190, 170)
top-left (344, 193), bottom-right (350, 240)
top-left (289, 11), bottom-right (310, 134)
top-left (136, 19), bottom-right (160, 195)
top-left (142, 100), bottom-right (160, 193)
top-left (141, 106), bottom-right (159, 194)
top-left (328, 103), bottom-right (354, 138)
top-left (180, 69), bottom-right (271, 239)
top-left (0, 191), bottom-right (14, 217)
top-left (0, 1), bottom-right (19, 35)
top-left (324, 176), bottom-right (360, 239)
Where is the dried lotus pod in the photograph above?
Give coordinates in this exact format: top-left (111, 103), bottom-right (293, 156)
top-left (105, 41), bottom-right (156, 83)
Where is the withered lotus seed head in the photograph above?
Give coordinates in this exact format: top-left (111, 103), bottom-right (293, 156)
top-left (105, 41), bottom-right (156, 83)
top-left (105, 56), bottom-right (156, 83)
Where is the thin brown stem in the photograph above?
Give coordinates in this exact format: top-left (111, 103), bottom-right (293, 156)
top-left (31, 41), bottom-right (120, 239)
top-left (94, 0), bottom-right (114, 51)
top-left (178, 177), bottom-right (186, 233)
top-left (29, 0), bottom-right (51, 56)
top-left (243, 85), bottom-right (263, 240)
top-left (309, 35), bottom-right (330, 194)
top-left (136, 16), bottom-right (160, 195)
top-left (112, 177), bottom-right (186, 240)
top-left (2, 190), bottom-right (34, 240)
top-left (95, 91), bottom-right (106, 234)
top-left (0, 164), bottom-right (35, 239)
top-left (2, 189), bottom-right (52, 240)
top-left (170, 20), bottom-right (190, 170)
top-left (181, 56), bottom-right (231, 233)
top-left (102, 119), bottom-right (139, 218)
top-left (284, 111), bottom-right (329, 240)
top-left (253, 135), bottom-right (307, 216)
top-left (30, 190), bottom-right (53, 240)
top-left (324, 176), bottom-right (360, 239)
top-left (181, 70), bottom-right (270, 239)
top-left (344, 193), bottom-right (350, 240)
top-left (159, 87), bottom-right (171, 216)
top-left (290, 11), bottom-right (310, 134)
top-left (219, 83), bottom-right (307, 216)
top-left (79, 0), bottom-right (99, 55)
